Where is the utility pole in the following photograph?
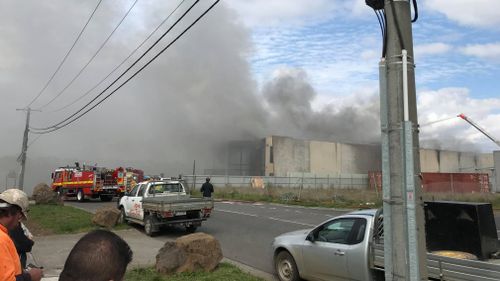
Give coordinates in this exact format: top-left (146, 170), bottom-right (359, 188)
top-left (381, 0), bottom-right (427, 280)
top-left (16, 107), bottom-right (40, 190)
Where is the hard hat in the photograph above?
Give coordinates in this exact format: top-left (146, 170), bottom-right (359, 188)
top-left (0, 188), bottom-right (29, 218)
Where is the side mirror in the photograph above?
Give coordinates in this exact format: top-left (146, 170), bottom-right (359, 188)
top-left (306, 232), bottom-right (315, 242)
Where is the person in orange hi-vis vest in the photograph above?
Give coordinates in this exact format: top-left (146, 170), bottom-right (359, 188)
top-left (0, 189), bottom-right (43, 281)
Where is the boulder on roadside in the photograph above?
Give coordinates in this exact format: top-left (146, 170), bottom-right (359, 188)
top-left (155, 241), bottom-right (187, 274)
top-left (32, 183), bottom-right (61, 205)
top-left (92, 207), bottom-right (120, 228)
top-left (156, 232), bottom-right (223, 274)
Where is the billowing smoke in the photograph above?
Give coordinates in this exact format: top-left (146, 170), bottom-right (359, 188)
top-left (0, 1), bottom-right (381, 192)
top-left (263, 68), bottom-right (381, 143)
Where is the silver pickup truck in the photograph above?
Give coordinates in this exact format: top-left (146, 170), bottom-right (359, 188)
top-left (118, 180), bottom-right (213, 236)
top-left (272, 204), bottom-right (500, 281)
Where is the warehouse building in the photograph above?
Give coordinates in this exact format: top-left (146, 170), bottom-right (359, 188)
top-left (225, 136), bottom-right (498, 190)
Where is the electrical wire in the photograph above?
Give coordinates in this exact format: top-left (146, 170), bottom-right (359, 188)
top-left (374, 10), bottom-right (384, 38)
top-left (27, 134), bottom-right (42, 148)
top-left (50, 0), bottom-right (187, 113)
top-left (37, 0), bottom-right (139, 110)
top-left (30, 0), bottom-right (201, 132)
top-left (26, 0), bottom-right (104, 108)
top-left (381, 10), bottom-right (387, 57)
top-left (31, 0), bottom-right (220, 134)
top-left (411, 0), bottom-right (418, 23)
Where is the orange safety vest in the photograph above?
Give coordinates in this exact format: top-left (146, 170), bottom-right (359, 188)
top-left (0, 223), bottom-right (21, 281)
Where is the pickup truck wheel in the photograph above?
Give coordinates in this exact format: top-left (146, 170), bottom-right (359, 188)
top-left (118, 208), bottom-right (128, 224)
top-left (144, 216), bottom-right (158, 237)
top-left (76, 190), bottom-right (85, 202)
top-left (186, 225), bottom-right (197, 233)
top-left (276, 251), bottom-right (300, 281)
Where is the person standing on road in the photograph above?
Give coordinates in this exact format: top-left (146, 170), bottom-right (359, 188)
top-left (200, 177), bottom-right (214, 198)
top-left (0, 188), bottom-right (43, 281)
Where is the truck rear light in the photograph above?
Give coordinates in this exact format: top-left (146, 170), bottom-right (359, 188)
top-left (163, 211), bottom-right (174, 218)
top-left (202, 208), bottom-right (212, 217)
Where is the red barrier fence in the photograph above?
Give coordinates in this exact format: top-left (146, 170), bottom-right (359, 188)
top-left (369, 171), bottom-right (490, 193)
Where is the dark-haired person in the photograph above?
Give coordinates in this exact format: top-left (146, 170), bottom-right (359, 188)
top-left (59, 229), bottom-right (133, 281)
top-left (200, 177), bottom-right (214, 198)
top-left (9, 222), bottom-right (34, 269)
top-left (0, 188), bottom-right (43, 281)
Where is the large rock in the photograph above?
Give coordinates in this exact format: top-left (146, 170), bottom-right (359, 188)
top-left (32, 183), bottom-right (60, 205)
top-left (156, 232), bottom-right (223, 274)
top-left (155, 242), bottom-right (187, 274)
top-left (92, 207), bottom-right (120, 228)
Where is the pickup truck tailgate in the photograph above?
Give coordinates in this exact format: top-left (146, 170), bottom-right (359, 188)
top-left (142, 196), bottom-right (214, 212)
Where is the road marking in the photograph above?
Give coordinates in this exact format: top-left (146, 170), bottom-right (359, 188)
top-left (218, 209), bottom-right (258, 217)
top-left (268, 217), bottom-right (315, 227)
top-left (219, 209), bottom-right (315, 227)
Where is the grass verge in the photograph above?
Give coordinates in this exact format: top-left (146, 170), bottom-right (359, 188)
top-left (194, 186), bottom-right (500, 210)
top-left (125, 263), bottom-right (265, 281)
top-left (25, 204), bottom-right (128, 235)
top-left (200, 186), bottom-right (382, 209)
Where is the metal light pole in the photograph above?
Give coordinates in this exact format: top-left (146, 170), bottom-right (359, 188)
top-left (380, 0), bottom-right (427, 280)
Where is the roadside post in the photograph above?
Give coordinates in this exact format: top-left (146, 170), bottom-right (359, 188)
top-left (367, 0), bottom-right (427, 280)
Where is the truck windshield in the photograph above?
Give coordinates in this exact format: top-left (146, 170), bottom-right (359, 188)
top-left (149, 183), bottom-right (182, 194)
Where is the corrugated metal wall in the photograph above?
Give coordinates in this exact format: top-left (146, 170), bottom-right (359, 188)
top-left (369, 171), bottom-right (490, 193)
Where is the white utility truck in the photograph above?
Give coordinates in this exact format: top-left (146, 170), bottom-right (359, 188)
top-left (118, 179), bottom-right (213, 236)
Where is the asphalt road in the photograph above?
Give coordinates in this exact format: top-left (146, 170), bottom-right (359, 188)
top-left (65, 198), bottom-right (346, 274)
top-left (65, 198), bottom-right (500, 274)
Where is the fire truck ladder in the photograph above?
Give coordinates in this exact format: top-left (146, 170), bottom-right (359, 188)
top-left (458, 113), bottom-right (500, 148)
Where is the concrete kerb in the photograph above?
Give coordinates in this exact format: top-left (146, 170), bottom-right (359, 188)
top-left (36, 228), bottom-right (276, 281)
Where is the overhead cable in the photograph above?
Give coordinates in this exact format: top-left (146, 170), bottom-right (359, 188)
top-left (31, 0), bottom-right (220, 134)
top-left (26, 0), bottom-right (104, 108)
top-left (31, 0), bottom-right (201, 132)
top-left (37, 0), bottom-right (139, 110)
top-left (50, 0), bottom-right (187, 113)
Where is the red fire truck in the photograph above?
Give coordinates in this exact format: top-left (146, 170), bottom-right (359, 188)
top-left (51, 163), bottom-right (143, 202)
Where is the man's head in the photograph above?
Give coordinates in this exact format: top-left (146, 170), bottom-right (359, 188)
top-left (206, 177), bottom-right (210, 182)
top-left (60, 229), bottom-right (133, 281)
top-left (0, 189), bottom-right (29, 230)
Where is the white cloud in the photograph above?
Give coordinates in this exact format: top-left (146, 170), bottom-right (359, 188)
top-left (224, 0), bottom-right (336, 27)
top-left (224, 0), bottom-right (372, 27)
top-left (418, 87), bottom-right (500, 151)
top-left (423, 0), bottom-right (500, 28)
top-left (414, 43), bottom-right (451, 57)
top-left (460, 43), bottom-right (500, 61)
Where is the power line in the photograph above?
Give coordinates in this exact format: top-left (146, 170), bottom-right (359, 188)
top-left (50, 0), bottom-right (187, 113)
top-left (31, 0), bottom-right (218, 134)
top-left (27, 134), bottom-right (42, 148)
top-left (26, 0), bottom-right (104, 108)
top-left (31, 0), bottom-right (201, 132)
top-left (37, 0), bottom-right (139, 110)
top-left (31, 0), bottom-right (220, 134)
